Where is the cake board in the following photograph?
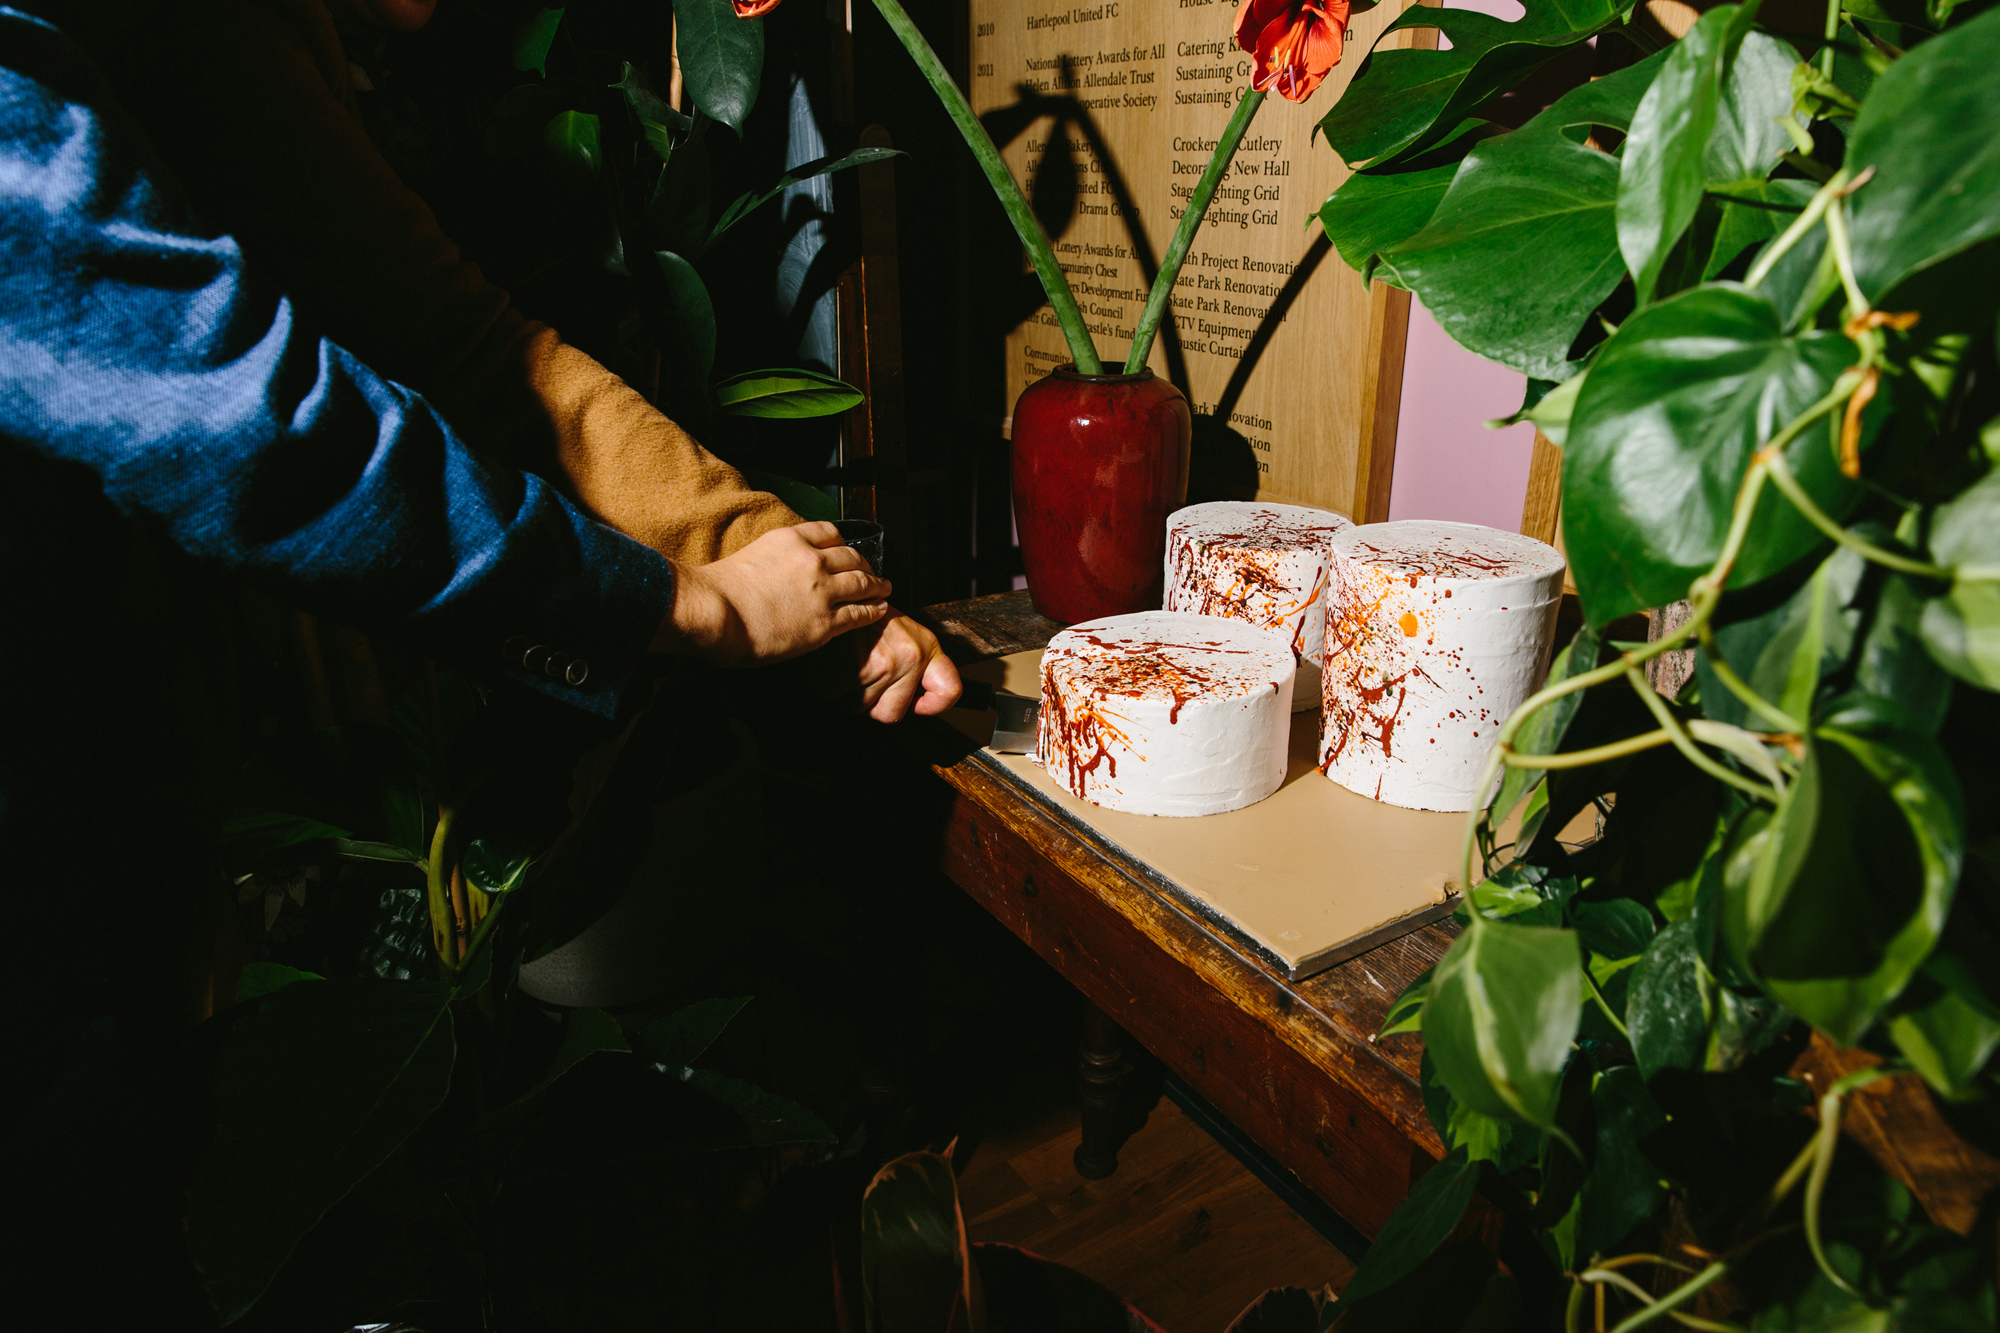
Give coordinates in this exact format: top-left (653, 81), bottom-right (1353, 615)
top-left (948, 650), bottom-right (1474, 981)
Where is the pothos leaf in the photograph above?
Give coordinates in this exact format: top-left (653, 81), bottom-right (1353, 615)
top-left (1325, 1148), bottom-right (1480, 1311)
top-left (1845, 5), bottom-right (2000, 302)
top-left (1424, 914), bottom-right (1584, 1127)
top-left (639, 995), bottom-right (749, 1069)
top-left (1736, 696), bottom-right (1963, 1044)
top-left (1615, 7), bottom-right (1786, 304)
top-left (714, 368), bottom-right (865, 419)
top-left (1563, 282), bottom-right (1867, 625)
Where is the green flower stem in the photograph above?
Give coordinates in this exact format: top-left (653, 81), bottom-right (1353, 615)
top-left (1744, 170), bottom-right (1847, 290)
top-left (426, 806), bottom-right (457, 969)
top-left (1123, 89), bottom-right (1267, 375)
top-left (1697, 621), bottom-right (1808, 733)
top-left (1820, 0), bottom-right (1840, 77)
top-left (1763, 453), bottom-right (1951, 579)
top-left (451, 895), bottom-right (505, 984)
top-left (1624, 663), bottom-right (1780, 802)
top-left (867, 0), bottom-right (1099, 372)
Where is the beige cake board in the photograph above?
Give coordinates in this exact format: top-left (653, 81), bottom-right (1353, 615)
top-left (950, 650), bottom-right (1479, 981)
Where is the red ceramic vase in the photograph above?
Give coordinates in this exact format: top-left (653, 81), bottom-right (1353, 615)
top-left (1011, 365), bottom-right (1192, 624)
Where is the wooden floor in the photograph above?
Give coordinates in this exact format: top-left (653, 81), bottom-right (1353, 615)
top-left (955, 1095), bottom-right (1358, 1332)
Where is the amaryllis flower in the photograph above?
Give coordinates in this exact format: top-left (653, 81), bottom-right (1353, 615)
top-left (1233, 0), bottom-right (1351, 103)
top-left (734, 0), bottom-right (782, 15)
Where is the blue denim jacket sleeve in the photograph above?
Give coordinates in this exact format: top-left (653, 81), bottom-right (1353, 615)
top-left (0, 8), bottom-right (675, 715)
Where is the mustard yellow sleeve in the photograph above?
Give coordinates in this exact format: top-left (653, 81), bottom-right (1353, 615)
top-left (124, 0), bottom-right (803, 563)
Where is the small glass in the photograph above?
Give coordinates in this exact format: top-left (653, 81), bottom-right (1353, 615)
top-left (833, 519), bottom-right (885, 578)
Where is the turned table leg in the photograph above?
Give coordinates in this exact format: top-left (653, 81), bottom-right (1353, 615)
top-left (1074, 1002), bottom-right (1134, 1180)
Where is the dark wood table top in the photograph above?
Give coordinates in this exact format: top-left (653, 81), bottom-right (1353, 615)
top-left (916, 591), bottom-right (1453, 1168)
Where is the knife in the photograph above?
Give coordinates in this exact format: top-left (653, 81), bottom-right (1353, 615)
top-left (950, 679), bottom-right (1042, 754)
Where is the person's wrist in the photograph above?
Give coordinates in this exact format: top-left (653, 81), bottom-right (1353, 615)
top-left (649, 563), bottom-right (731, 657)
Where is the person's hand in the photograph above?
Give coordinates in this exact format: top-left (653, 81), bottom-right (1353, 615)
top-left (650, 522), bottom-right (891, 664)
top-left (852, 611), bottom-right (962, 722)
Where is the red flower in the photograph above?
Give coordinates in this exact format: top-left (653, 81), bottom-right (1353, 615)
top-left (734, 0), bottom-right (781, 15)
top-left (1233, 0), bottom-right (1351, 103)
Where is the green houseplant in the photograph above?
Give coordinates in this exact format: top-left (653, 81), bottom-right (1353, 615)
top-left (1299, 0), bottom-right (2000, 1328)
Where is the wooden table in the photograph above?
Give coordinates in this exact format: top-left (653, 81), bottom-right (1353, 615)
top-left (916, 591), bottom-right (1452, 1237)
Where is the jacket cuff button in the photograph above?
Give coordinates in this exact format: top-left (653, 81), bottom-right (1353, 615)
top-left (522, 644), bottom-right (552, 674)
top-left (565, 659), bottom-right (590, 687)
top-left (502, 635), bottom-right (532, 663)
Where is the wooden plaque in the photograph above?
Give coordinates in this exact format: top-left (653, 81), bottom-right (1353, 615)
top-left (969, 0), bottom-right (1431, 520)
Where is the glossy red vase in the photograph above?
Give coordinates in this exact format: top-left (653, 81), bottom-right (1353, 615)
top-left (1011, 365), bottom-right (1192, 624)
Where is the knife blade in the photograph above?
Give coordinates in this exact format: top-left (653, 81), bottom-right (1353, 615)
top-left (949, 679), bottom-right (1042, 754)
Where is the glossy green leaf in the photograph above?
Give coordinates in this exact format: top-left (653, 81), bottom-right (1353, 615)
top-left (1380, 53), bottom-right (1667, 382)
top-left (1705, 986), bottom-right (1793, 1070)
top-left (640, 995), bottom-right (749, 1069)
top-left (1616, 8), bottom-right (1785, 303)
top-left (715, 368), bottom-right (865, 419)
top-left (1329, 1148), bottom-right (1480, 1309)
top-left (462, 838), bottom-right (530, 895)
top-left (187, 978), bottom-right (455, 1323)
top-left (511, 7), bottom-right (563, 77)
top-left (219, 808), bottom-right (349, 858)
top-left (1921, 464), bottom-right (2000, 689)
top-left (1922, 582), bottom-right (2000, 690)
top-left (653, 250), bottom-right (716, 388)
top-left (707, 147), bottom-right (904, 248)
top-left (1573, 899), bottom-right (1657, 961)
top-left (1845, 6), bottom-right (2000, 302)
top-left (611, 62), bottom-right (690, 162)
top-left (1697, 551), bottom-right (1857, 730)
top-left (682, 1069), bottom-right (838, 1146)
top-left (741, 468), bottom-right (838, 522)
top-left (1627, 917), bottom-right (1713, 1079)
top-left (1316, 0), bottom-right (1624, 167)
top-left (1888, 959), bottom-right (2000, 1099)
top-left (1563, 282), bottom-right (1863, 625)
top-left (542, 109), bottom-right (601, 175)
top-left (1378, 967), bottom-right (1431, 1040)
top-left (1857, 572), bottom-right (1954, 732)
top-left (1492, 625), bottom-right (1603, 825)
top-left (1579, 1065), bottom-right (1668, 1257)
top-left (550, 1008), bottom-right (628, 1083)
top-left (861, 1150), bottom-right (971, 1333)
top-left (359, 879), bottom-right (428, 982)
top-left (1425, 915), bottom-right (1584, 1126)
top-left (233, 962), bottom-right (322, 1004)
top-left (1318, 121), bottom-right (1499, 284)
top-left (1739, 698), bottom-right (1963, 1044)
top-left (672, 0), bottom-right (764, 135)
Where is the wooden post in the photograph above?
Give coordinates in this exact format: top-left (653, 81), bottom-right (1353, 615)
top-left (1074, 1000), bottom-right (1134, 1179)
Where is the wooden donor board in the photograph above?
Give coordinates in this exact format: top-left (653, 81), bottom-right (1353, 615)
top-left (970, 0), bottom-right (1432, 521)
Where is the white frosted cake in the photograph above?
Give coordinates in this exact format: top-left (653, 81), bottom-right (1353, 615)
top-left (1319, 521), bottom-right (1566, 812)
top-left (1164, 501), bottom-right (1353, 711)
top-left (1040, 611), bottom-right (1294, 817)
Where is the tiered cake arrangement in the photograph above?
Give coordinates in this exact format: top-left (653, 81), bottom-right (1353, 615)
top-left (1039, 611), bottom-right (1295, 817)
top-left (1318, 521), bottom-right (1566, 812)
top-left (1164, 501), bottom-right (1354, 711)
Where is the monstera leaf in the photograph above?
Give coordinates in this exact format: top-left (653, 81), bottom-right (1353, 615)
top-left (1379, 52), bottom-right (1665, 381)
top-left (1318, 0), bottom-right (1625, 167)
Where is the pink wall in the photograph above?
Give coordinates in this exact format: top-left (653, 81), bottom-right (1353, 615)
top-left (1383, 0), bottom-right (1537, 533)
top-left (1385, 299), bottom-right (1536, 530)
